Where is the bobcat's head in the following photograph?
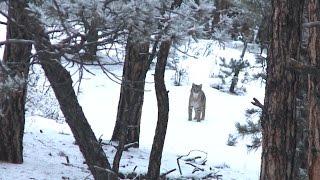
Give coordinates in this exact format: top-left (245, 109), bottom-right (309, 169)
top-left (191, 83), bottom-right (202, 93)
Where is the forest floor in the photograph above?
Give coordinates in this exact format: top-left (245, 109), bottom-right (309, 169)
top-left (0, 38), bottom-right (264, 179)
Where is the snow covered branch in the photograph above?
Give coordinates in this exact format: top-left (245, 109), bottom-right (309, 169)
top-left (0, 39), bottom-right (35, 46)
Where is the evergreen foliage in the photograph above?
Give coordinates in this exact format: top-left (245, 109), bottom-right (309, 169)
top-left (227, 108), bottom-right (262, 151)
top-left (211, 57), bottom-right (250, 95)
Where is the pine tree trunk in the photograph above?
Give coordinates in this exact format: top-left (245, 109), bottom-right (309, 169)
top-left (229, 69), bottom-right (240, 94)
top-left (112, 36), bottom-right (150, 174)
top-left (147, 39), bottom-right (171, 179)
top-left (307, 0), bottom-right (320, 179)
top-left (229, 40), bottom-right (247, 94)
top-left (260, 0), bottom-right (305, 179)
top-left (111, 36), bottom-right (150, 147)
top-left (23, 6), bottom-right (115, 179)
top-left (0, 0), bottom-right (32, 163)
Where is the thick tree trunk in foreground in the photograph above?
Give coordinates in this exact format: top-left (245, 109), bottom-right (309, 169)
top-left (307, 0), bottom-right (320, 179)
top-left (147, 39), bottom-right (171, 179)
top-left (23, 6), bottom-right (114, 180)
top-left (0, 0), bottom-right (32, 163)
top-left (111, 37), bottom-right (150, 147)
top-left (260, 0), bottom-right (305, 179)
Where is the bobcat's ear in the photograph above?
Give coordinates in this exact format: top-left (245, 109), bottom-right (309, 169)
top-left (192, 83), bottom-right (195, 86)
top-left (199, 84), bottom-right (202, 89)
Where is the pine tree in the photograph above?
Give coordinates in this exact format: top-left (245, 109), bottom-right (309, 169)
top-left (0, 0), bottom-right (32, 163)
top-left (260, 0), bottom-right (305, 179)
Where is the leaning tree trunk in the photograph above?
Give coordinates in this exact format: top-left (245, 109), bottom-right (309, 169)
top-left (260, 0), bottom-right (305, 179)
top-left (147, 39), bottom-right (171, 179)
top-left (111, 36), bottom-right (150, 148)
top-left (23, 6), bottom-right (115, 180)
top-left (0, 0), bottom-right (32, 163)
top-left (307, 0), bottom-right (320, 179)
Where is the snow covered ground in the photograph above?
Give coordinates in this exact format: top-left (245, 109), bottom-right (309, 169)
top-left (0, 17), bottom-right (264, 179)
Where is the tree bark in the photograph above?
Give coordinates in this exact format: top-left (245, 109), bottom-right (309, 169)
top-left (260, 0), bottom-right (305, 179)
top-left (112, 36), bottom-right (150, 174)
top-left (0, 0), bottom-right (32, 163)
top-left (307, 0), bottom-right (320, 179)
top-left (22, 5), bottom-right (115, 180)
top-left (147, 39), bottom-right (171, 179)
top-left (111, 36), bottom-right (150, 147)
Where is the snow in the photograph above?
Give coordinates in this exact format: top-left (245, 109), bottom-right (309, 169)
top-left (0, 17), bottom-right (264, 179)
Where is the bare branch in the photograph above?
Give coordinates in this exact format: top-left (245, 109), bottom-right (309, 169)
top-left (124, 141), bottom-right (139, 151)
top-left (160, 169), bottom-right (176, 178)
top-left (176, 150), bottom-right (208, 175)
top-left (177, 156), bottom-right (183, 175)
top-left (52, 0), bottom-right (72, 37)
top-left (251, 98), bottom-right (264, 109)
top-left (287, 58), bottom-right (320, 76)
top-left (303, 21), bottom-right (320, 28)
top-left (0, 39), bottom-right (35, 46)
top-left (0, 10), bottom-right (8, 19)
top-left (172, 45), bottom-right (199, 59)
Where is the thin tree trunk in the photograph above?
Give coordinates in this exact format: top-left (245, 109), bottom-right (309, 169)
top-left (147, 39), bottom-right (171, 179)
top-left (111, 36), bottom-right (150, 147)
top-left (22, 5), bottom-right (115, 180)
top-left (83, 13), bottom-right (99, 61)
top-left (229, 40), bottom-right (247, 94)
top-left (260, 0), bottom-right (305, 179)
top-left (112, 36), bottom-right (150, 174)
top-left (307, 0), bottom-right (320, 179)
top-left (0, 0), bottom-right (32, 163)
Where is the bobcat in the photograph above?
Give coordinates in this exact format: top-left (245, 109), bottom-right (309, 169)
top-left (188, 83), bottom-right (206, 121)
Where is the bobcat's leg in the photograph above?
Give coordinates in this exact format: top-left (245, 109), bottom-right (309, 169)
top-left (188, 106), bottom-right (193, 121)
top-left (201, 106), bottom-right (205, 120)
top-left (195, 108), bottom-right (201, 122)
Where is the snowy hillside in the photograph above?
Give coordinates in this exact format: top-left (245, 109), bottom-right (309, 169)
top-left (0, 33), bottom-right (264, 179)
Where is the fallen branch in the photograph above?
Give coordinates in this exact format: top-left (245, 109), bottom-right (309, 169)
top-left (61, 163), bottom-right (89, 173)
top-left (185, 162), bottom-right (205, 173)
top-left (101, 140), bottom-right (117, 149)
top-left (203, 172), bottom-right (223, 179)
top-left (65, 155), bottom-right (70, 164)
top-left (185, 156), bottom-right (201, 162)
top-left (160, 168), bottom-right (176, 178)
top-left (124, 141), bottom-right (139, 151)
top-left (93, 165), bottom-right (118, 178)
top-left (177, 156), bottom-right (183, 175)
top-left (176, 150), bottom-right (208, 175)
